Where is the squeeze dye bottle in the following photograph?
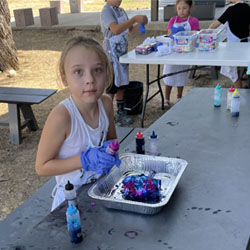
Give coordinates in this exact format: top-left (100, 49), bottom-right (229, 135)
top-left (231, 89), bottom-right (240, 117)
top-left (106, 141), bottom-right (119, 155)
top-left (214, 83), bottom-right (222, 107)
top-left (227, 86), bottom-right (234, 110)
top-left (64, 180), bottom-right (77, 208)
top-left (136, 130), bottom-right (145, 154)
top-left (149, 131), bottom-right (158, 156)
top-left (66, 204), bottom-right (83, 244)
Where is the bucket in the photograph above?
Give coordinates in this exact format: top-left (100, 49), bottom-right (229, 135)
top-left (124, 81), bottom-right (143, 115)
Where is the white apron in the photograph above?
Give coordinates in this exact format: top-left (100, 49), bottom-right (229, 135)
top-left (220, 22), bottom-right (240, 83)
top-left (106, 7), bottom-right (129, 87)
top-left (163, 17), bottom-right (191, 86)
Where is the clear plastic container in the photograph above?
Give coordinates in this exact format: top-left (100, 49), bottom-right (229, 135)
top-left (197, 29), bottom-right (222, 51)
top-left (156, 35), bottom-right (174, 47)
top-left (173, 31), bottom-right (198, 53)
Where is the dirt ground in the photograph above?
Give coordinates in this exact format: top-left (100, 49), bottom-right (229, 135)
top-left (0, 27), bottom-right (248, 222)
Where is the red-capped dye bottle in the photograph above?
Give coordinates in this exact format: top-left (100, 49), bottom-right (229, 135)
top-left (106, 141), bottom-right (119, 155)
top-left (136, 130), bottom-right (145, 154)
top-left (227, 86), bottom-right (234, 110)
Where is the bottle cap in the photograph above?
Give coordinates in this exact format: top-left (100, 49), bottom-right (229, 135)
top-left (150, 130), bottom-right (158, 139)
top-left (136, 130), bottom-right (144, 138)
top-left (233, 89), bottom-right (240, 97)
top-left (228, 86), bottom-right (235, 92)
top-left (109, 141), bottom-right (119, 151)
top-left (67, 204), bottom-right (77, 215)
top-left (65, 180), bottom-right (74, 191)
top-left (215, 83), bottom-right (221, 89)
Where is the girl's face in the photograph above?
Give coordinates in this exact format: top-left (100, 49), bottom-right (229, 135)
top-left (62, 46), bottom-right (107, 105)
top-left (176, 1), bottom-right (191, 19)
top-left (106, 0), bottom-right (122, 7)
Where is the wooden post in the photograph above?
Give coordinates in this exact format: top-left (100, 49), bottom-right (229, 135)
top-left (151, 0), bottom-right (159, 21)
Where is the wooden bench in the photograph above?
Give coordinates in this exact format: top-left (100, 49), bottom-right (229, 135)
top-left (0, 87), bottom-right (57, 145)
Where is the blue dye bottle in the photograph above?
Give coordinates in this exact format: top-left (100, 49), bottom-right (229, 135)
top-left (149, 131), bottom-right (158, 156)
top-left (66, 204), bottom-right (83, 244)
top-left (231, 89), bottom-right (240, 117)
top-left (214, 83), bottom-right (222, 107)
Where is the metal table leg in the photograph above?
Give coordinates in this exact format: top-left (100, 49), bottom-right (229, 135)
top-left (140, 64), bottom-right (164, 128)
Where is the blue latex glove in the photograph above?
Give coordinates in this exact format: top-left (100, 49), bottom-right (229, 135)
top-left (139, 23), bottom-right (146, 34)
top-left (169, 26), bottom-right (185, 39)
top-left (81, 146), bottom-right (120, 175)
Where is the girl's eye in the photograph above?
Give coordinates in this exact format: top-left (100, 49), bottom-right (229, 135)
top-left (74, 69), bottom-right (82, 75)
top-left (95, 67), bottom-right (103, 73)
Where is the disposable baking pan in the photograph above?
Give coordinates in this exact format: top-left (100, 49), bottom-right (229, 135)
top-left (88, 153), bottom-right (187, 214)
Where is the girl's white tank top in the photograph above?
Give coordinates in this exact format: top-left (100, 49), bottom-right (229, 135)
top-left (52, 96), bottom-right (109, 209)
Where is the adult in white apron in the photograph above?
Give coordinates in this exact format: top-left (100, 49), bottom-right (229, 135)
top-left (105, 6), bottom-right (129, 87)
top-left (163, 17), bottom-right (191, 87)
top-left (220, 23), bottom-right (241, 85)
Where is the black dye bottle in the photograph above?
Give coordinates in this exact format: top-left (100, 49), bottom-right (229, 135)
top-left (136, 130), bottom-right (145, 154)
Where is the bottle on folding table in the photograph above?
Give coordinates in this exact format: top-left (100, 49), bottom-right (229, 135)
top-left (214, 83), bottom-right (222, 107)
top-left (231, 89), bottom-right (240, 117)
top-left (66, 204), bottom-right (83, 244)
top-left (227, 86), bottom-right (235, 110)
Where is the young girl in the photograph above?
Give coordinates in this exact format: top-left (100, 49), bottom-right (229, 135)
top-left (163, 0), bottom-right (199, 108)
top-left (35, 36), bottom-right (120, 211)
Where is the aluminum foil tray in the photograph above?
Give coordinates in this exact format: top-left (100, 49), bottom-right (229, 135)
top-left (88, 153), bottom-right (187, 215)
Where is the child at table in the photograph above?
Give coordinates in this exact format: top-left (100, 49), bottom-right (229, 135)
top-left (35, 36), bottom-right (120, 211)
top-left (101, 0), bottom-right (148, 125)
top-left (163, 0), bottom-right (199, 108)
top-left (209, 0), bottom-right (250, 88)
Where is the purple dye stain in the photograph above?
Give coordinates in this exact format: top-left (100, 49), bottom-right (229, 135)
top-left (91, 202), bottom-right (95, 206)
top-left (124, 231), bottom-right (138, 239)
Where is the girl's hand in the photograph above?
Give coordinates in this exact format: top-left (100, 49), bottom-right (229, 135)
top-left (80, 146), bottom-right (120, 175)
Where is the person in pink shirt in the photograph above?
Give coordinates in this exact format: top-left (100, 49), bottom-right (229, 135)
top-left (163, 0), bottom-right (199, 108)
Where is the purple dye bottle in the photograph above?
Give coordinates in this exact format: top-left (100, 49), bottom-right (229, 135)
top-left (106, 141), bottom-right (119, 155)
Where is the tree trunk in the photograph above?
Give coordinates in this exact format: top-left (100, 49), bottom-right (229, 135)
top-left (0, 0), bottom-right (18, 71)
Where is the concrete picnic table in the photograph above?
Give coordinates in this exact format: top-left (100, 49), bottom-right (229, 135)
top-left (2, 87), bottom-right (250, 250)
top-left (0, 87), bottom-right (57, 144)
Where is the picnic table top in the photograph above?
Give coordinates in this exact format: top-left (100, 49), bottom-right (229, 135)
top-left (0, 87), bottom-right (57, 104)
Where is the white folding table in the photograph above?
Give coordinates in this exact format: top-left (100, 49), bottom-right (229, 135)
top-left (120, 42), bottom-right (250, 127)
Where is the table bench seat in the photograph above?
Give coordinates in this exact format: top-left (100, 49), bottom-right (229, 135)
top-left (0, 87), bottom-right (57, 145)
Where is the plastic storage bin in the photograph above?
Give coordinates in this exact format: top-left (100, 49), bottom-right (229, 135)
top-left (197, 29), bottom-right (222, 51)
top-left (173, 31), bottom-right (198, 52)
